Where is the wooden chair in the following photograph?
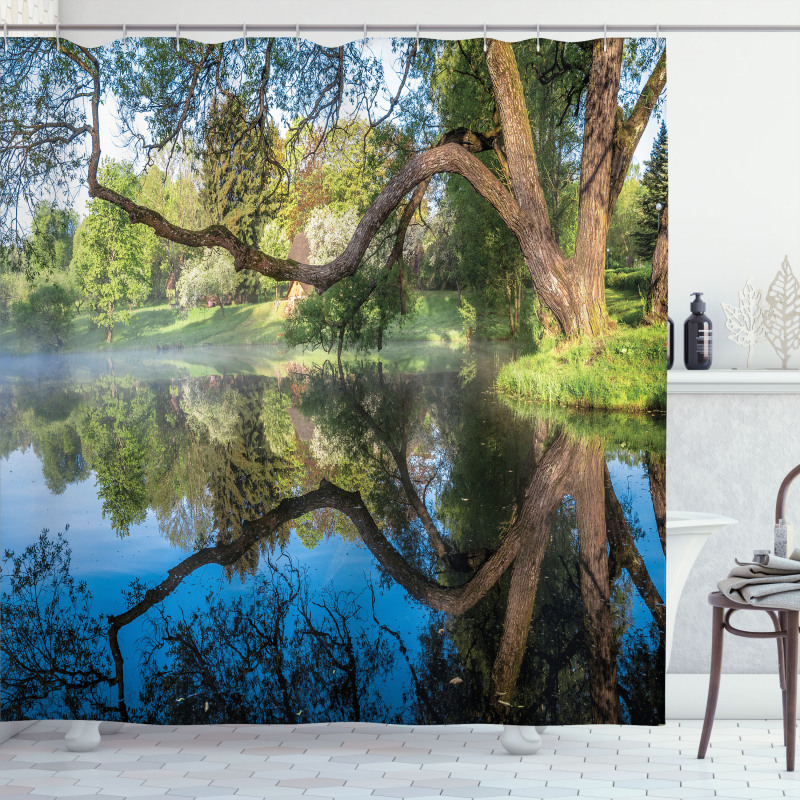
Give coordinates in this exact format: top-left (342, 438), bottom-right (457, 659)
top-left (697, 591), bottom-right (799, 771)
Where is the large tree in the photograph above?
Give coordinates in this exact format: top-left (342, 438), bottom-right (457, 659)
top-left (70, 160), bottom-right (152, 342)
top-left (0, 36), bottom-right (664, 338)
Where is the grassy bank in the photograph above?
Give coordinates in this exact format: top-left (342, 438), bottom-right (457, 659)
top-left (0, 291), bottom-right (472, 356)
top-left (495, 323), bottom-right (667, 412)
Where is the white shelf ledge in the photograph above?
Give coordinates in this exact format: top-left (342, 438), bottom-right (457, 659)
top-left (668, 369), bottom-right (800, 394)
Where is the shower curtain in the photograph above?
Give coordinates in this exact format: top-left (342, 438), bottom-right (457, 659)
top-left (0, 32), bottom-right (667, 727)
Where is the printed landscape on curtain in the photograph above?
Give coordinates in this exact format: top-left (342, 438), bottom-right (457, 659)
top-left (0, 33), bottom-right (668, 726)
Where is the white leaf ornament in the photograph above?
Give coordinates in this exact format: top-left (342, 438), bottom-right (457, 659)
top-left (721, 278), bottom-right (771, 367)
top-left (764, 256), bottom-right (800, 368)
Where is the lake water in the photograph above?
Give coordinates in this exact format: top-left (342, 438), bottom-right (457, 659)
top-left (0, 344), bottom-right (666, 726)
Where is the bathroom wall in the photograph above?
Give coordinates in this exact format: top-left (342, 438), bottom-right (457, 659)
top-left (667, 390), bottom-right (800, 675)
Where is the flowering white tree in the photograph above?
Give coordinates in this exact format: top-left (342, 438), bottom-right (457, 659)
top-left (176, 248), bottom-right (238, 317)
top-left (305, 207), bottom-right (360, 264)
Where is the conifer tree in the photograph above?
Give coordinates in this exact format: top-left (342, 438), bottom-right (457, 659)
top-left (200, 96), bottom-right (282, 246)
top-left (634, 121), bottom-right (668, 262)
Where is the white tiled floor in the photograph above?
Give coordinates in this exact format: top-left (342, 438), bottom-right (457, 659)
top-left (1, 720), bottom-right (798, 799)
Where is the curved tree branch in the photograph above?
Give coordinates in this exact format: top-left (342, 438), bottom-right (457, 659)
top-left (90, 140), bottom-right (526, 292)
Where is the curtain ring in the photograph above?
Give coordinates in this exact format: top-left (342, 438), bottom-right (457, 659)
top-left (415, 23), bottom-right (419, 50)
top-left (3, 22), bottom-right (7, 52)
top-left (536, 23), bottom-right (540, 52)
top-left (363, 23), bottom-right (367, 48)
top-left (123, 23), bottom-right (127, 47)
top-left (656, 23), bottom-right (660, 46)
top-left (483, 23), bottom-right (487, 52)
top-left (176, 24), bottom-right (180, 53)
top-left (56, 22), bottom-right (60, 52)
top-left (296, 23), bottom-right (300, 53)
top-left (242, 24), bottom-right (247, 53)
top-left (603, 23), bottom-right (607, 51)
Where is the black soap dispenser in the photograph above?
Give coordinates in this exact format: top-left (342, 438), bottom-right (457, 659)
top-left (684, 292), bottom-right (712, 370)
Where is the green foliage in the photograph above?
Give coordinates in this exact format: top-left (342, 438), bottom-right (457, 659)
top-left (70, 160), bottom-right (153, 341)
top-left (0, 267), bottom-right (30, 324)
top-left (256, 219), bottom-right (291, 301)
top-left (605, 266), bottom-right (652, 294)
top-left (607, 169), bottom-right (643, 270)
top-left (138, 159), bottom-right (209, 302)
top-left (11, 282), bottom-right (76, 349)
top-left (23, 203), bottom-right (78, 279)
top-left (280, 120), bottom-right (408, 236)
top-left (260, 219), bottom-right (291, 259)
top-left (458, 297), bottom-right (477, 340)
top-left (200, 95), bottom-right (284, 246)
top-left (495, 325), bottom-right (668, 412)
top-left (80, 377), bottom-right (161, 536)
top-left (634, 121), bottom-right (668, 261)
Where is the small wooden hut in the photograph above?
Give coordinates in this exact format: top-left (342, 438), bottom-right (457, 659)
top-left (285, 231), bottom-right (314, 313)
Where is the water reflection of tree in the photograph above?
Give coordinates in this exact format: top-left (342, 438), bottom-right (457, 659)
top-left (2, 361), bottom-right (665, 726)
top-left (148, 375), bottom-right (298, 576)
top-left (136, 555), bottom-right (393, 725)
top-left (1, 532), bottom-right (115, 719)
top-left (0, 380), bottom-right (89, 493)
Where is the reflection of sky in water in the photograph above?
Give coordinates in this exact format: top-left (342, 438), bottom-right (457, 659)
top-left (608, 454), bottom-right (666, 616)
top-left (1, 447), bottom-right (430, 712)
top-left (2, 441), bottom-right (663, 717)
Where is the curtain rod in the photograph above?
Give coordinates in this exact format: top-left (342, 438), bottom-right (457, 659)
top-left (3, 23), bottom-right (800, 36)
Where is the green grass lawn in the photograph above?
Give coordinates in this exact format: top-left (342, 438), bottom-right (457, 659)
top-left (390, 291), bottom-right (466, 342)
top-left (0, 291), bottom-right (471, 356)
top-left (495, 276), bottom-right (666, 412)
top-left (495, 324), bottom-right (667, 412)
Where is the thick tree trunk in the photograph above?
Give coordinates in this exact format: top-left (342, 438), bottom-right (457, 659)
top-left (570, 39), bottom-right (625, 337)
top-left (575, 441), bottom-right (622, 724)
top-left (488, 429), bottom-right (586, 708)
top-left (489, 487), bottom-right (564, 704)
top-left (647, 203), bottom-right (668, 320)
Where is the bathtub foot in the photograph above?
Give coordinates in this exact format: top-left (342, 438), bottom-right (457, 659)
top-left (64, 720), bottom-right (101, 752)
top-left (99, 721), bottom-right (123, 734)
top-left (499, 725), bottom-right (542, 755)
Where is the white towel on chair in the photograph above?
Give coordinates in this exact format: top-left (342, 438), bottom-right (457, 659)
top-left (718, 547), bottom-right (800, 609)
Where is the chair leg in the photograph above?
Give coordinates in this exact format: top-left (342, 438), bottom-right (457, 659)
top-left (778, 611), bottom-right (788, 746)
top-left (698, 606), bottom-right (725, 759)
top-left (786, 611), bottom-right (798, 772)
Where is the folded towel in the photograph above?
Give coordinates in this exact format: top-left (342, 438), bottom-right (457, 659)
top-left (718, 547), bottom-right (800, 609)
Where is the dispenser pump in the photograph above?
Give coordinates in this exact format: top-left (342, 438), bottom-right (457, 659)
top-left (690, 292), bottom-right (706, 314)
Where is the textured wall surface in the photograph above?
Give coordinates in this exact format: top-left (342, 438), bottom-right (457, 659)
top-left (667, 392), bottom-right (800, 673)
